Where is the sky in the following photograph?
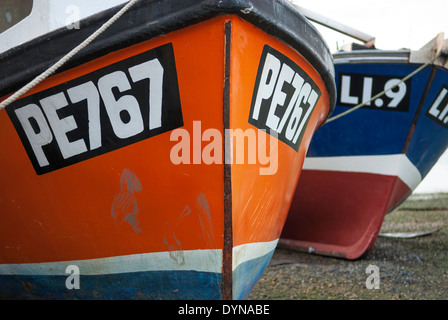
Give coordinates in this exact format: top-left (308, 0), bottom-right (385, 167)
top-left (292, 0), bottom-right (448, 193)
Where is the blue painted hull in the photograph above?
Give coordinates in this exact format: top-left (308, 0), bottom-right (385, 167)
top-left (0, 247), bottom-right (277, 300)
top-left (0, 271), bottom-right (222, 300)
top-left (233, 249), bottom-right (275, 300)
top-left (308, 59), bottom-right (448, 191)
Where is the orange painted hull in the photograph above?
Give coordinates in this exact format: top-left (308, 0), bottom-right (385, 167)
top-left (0, 1), bottom-right (334, 299)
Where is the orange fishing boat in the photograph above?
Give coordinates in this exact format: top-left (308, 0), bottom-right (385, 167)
top-left (0, 0), bottom-right (335, 299)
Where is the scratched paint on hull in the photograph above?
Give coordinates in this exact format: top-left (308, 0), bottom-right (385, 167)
top-left (111, 168), bottom-right (143, 234)
top-left (0, 10), bottom-right (334, 298)
top-left (0, 271), bottom-right (222, 300)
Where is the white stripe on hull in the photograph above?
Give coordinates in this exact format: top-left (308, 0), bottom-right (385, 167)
top-left (232, 239), bottom-right (278, 271)
top-left (0, 249), bottom-right (222, 276)
top-left (302, 154), bottom-right (422, 190)
top-left (0, 240), bottom-right (279, 276)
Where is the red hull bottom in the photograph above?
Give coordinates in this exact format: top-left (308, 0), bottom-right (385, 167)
top-left (280, 170), bottom-right (412, 259)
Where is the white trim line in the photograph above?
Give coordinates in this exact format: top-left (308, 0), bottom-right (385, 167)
top-left (0, 249), bottom-right (222, 276)
top-left (232, 239), bottom-right (278, 271)
top-left (0, 240), bottom-right (281, 276)
top-left (303, 154), bottom-right (422, 190)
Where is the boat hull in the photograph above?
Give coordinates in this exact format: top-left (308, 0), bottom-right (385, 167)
top-left (0, 1), bottom-right (334, 299)
top-left (281, 52), bottom-right (448, 260)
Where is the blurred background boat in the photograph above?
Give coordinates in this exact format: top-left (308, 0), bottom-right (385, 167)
top-left (281, 5), bottom-right (448, 259)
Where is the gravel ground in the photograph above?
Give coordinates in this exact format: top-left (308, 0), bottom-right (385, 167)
top-left (249, 193), bottom-right (448, 300)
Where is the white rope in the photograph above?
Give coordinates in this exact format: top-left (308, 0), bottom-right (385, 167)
top-left (0, 0), bottom-right (141, 111)
top-left (325, 55), bottom-right (438, 124)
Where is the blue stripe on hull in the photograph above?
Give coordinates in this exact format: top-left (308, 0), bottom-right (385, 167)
top-left (0, 270), bottom-right (222, 300)
top-left (232, 249), bottom-right (275, 300)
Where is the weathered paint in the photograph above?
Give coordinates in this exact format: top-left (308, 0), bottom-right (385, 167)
top-left (0, 4), bottom-right (334, 298)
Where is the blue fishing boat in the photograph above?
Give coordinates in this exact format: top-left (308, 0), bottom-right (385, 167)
top-left (281, 32), bottom-right (448, 259)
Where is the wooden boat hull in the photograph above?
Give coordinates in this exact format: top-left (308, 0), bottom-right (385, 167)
top-left (0, 1), bottom-right (335, 299)
top-left (281, 46), bottom-right (448, 259)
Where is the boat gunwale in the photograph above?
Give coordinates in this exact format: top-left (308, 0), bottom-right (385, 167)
top-left (333, 49), bottom-right (411, 64)
top-left (333, 48), bottom-right (448, 69)
top-left (0, 0), bottom-right (336, 118)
